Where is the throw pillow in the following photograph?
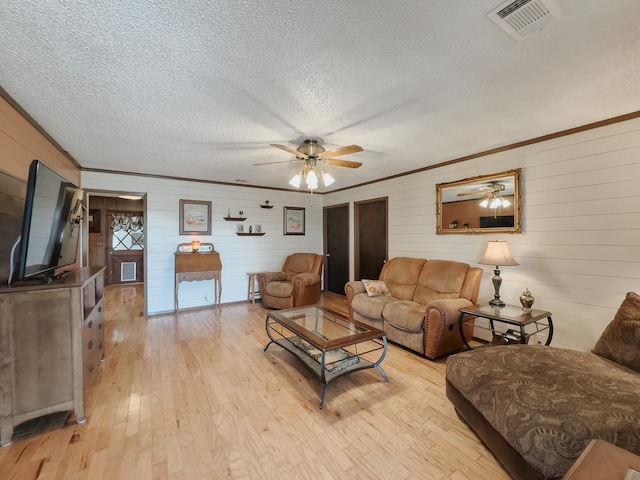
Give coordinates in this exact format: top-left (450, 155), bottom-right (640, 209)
top-left (362, 279), bottom-right (391, 297)
top-left (592, 291), bottom-right (640, 372)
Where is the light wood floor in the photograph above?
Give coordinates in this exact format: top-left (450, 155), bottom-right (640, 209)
top-left (0, 285), bottom-right (509, 480)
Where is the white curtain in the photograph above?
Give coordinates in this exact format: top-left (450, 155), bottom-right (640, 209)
top-left (111, 213), bottom-right (144, 232)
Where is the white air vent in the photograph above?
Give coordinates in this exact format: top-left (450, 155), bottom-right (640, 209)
top-left (488, 0), bottom-right (563, 42)
top-left (121, 262), bottom-right (137, 282)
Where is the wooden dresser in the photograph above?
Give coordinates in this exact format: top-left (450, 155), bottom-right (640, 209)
top-left (0, 266), bottom-right (105, 446)
top-left (174, 247), bottom-right (222, 310)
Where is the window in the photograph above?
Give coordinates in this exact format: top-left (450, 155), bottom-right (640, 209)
top-left (111, 213), bottom-right (144, 251)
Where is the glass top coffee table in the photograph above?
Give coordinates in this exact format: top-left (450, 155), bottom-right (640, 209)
top-left (264, 305), bottom-right (388, 408)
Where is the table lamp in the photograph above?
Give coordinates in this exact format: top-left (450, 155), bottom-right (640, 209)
top-left (478, 240), bottom-right (519, 307)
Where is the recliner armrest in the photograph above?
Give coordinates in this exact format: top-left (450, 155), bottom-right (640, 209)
top-left (345, 281), bottom-right (366, 318)
top-left (424, 298), bottom-right (475, 359)
top-left (425, 298), bottom-right (473, 326)
top-left (257, 271), bottom-right (286, 295)
top-left (291, 273), bottom-right (322, 307)
top-left (345, 280), bottom-right (365, 298)
top-left (257, 271), bottom-right (286, 283)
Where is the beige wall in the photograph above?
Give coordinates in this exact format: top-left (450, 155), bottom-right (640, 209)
top-left (4, 89), bottom-right (640, 352)
top-left (326, 117), bottom-right (640, 352)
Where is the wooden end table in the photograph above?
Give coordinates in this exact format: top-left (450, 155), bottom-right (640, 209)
top-left (562, 439), bottom-right (640, 479)
top-left (458, 303), bottom-right (553, 349)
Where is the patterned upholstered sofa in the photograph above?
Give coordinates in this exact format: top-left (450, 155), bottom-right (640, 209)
top-left (345, 257), bottom-right (482, 359)
top-left (446, 291), bottom-right (640, 480)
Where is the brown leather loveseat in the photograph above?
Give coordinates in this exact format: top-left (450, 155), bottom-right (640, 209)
top-left (345, 257), bottom-right (482, 359)
top-left (257, 253), bottom-right (323, 309)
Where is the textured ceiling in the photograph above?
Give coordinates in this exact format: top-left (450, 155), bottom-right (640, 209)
top-left (1, 1), bottom-right (640, 192)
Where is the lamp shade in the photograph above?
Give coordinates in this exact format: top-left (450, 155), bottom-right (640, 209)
top-left (478, 241), bottom-right (519, 266)
top-left (306, 169), bottom-right (318, 189)
top-left (320, 169), bottom-right (335, 187)
top-left (289, 170), bottom-right (302, 188)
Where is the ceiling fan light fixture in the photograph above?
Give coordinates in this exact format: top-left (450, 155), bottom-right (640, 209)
top-left (489, 197), bottom-right (503, 209)
top-left (320, 169), bottom-right (335, 187)
top-left (479, 198), bottom-right (489, 208)
top-left (289, 170), bottom-right (303, 188)
top-left (306, 169), bottom-right (319, 189)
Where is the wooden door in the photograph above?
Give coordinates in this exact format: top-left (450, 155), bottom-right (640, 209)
top-left (323, 203), bottom-right (349, 295)
top-left (106, 210), bottom-right (144, 285)
top-left (107, 249), bottom-right (144, 284)
top-left (354, 197), bottom-right (388, 280)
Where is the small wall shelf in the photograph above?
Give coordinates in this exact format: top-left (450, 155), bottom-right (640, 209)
top-left (224, 216), bottom-right (246, 221)
top-left (260, 204), bottom-right (273, 209)
top-left (236, 232), bottom-right (266, 236)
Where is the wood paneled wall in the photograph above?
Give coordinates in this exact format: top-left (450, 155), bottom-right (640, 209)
top-left (0, 97), bottom-right (79, 185)
top-left (0, 96), bottom-right (82, 285)
top-left (0, 173), bottom-right (26, 284)
top-left (5, 85), bottom-right (640, 353)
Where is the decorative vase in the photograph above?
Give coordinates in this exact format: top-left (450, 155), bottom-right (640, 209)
top-left (520, 288), bottom-right (535, 312)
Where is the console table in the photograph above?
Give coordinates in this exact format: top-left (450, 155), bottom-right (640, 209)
top-left (174, 243), bottom-right (222, 311)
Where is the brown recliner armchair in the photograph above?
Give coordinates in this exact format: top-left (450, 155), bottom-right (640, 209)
top-left (257, 253), bottom-right (324, 309)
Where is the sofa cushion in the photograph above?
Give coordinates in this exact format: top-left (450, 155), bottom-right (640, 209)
top-left (382, 300), bottom-right (425, 333)
top-left (380, 257), bottom-right (426, 300)
top-left (351, 292), bottom-right (396, 320)
top-left (362, 279), bottom-right (391, 297)
top-left (265, 281), bottom-right (294, 298)
top-left (414, 260), bottom-right (470, 305)
top-left (592, 291), bottom-right (640, 372)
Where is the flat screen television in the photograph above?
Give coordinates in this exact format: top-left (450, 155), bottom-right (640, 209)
top-left (479, 215), bottom-right (515, 228)
top-left (14, 160), bottom-right (84, 282)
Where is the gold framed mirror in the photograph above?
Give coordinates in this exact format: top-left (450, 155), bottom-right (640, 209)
top-left (436, 168), bottom-right (521, 234)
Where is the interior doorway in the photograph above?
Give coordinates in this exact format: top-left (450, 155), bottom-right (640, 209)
top-left (323, 203), bottom-right (349, 295)
top-left (86, 192), bottom-right (146, 286)
top-left (354, 197), bottom-right (388, 280)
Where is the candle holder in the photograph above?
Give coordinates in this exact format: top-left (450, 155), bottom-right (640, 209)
top-left (191, 240), bottom-right (200, 253)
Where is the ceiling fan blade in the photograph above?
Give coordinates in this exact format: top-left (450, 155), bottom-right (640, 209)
top-left (323, 158), bottom-right (363, 169)
top-left (322, 144), bottom-right (363, 157)
top-left (253, 159), bottom-right (303, 166)
top-left (457, 191), bottom-right (489, 197)
top-left (270, 143), bottom-right (305, 157)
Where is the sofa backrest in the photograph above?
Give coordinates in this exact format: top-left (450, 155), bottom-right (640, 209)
top-left (379, 257), bottom-right (482, 305)
top-left (282, 253), bottom-right (323, 281)
top-left (379, 257), bottom-right (426, 300)
top-left (414, 260), bottom-right (479, 304)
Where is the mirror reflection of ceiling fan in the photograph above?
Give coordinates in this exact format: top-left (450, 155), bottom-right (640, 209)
top-left (254, 139), bottom-right (363, 190)
top-left (458, 182), bottom-right (510, 209)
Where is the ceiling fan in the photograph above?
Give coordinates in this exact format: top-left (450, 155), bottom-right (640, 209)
top-left (254, 139), bottom-right (364, 193)
top-left (458, 182), bottom-right (510, 209)
top-left (255, 139), bottom-right (364, 170)
top-left (456, 182), bottom-right (506, 198)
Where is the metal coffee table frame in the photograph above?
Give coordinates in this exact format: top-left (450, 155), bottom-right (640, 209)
top-left (264, 305), bottom-right (388, 408)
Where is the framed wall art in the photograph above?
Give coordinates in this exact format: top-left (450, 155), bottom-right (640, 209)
top-left (284, 206), bottom-right (305, 235)
top-left (179, 199), bottom-right (212, 235)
